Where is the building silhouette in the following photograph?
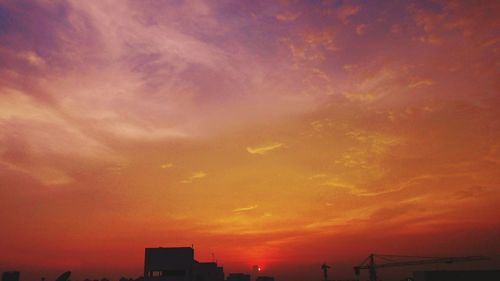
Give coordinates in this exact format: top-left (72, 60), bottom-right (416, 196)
top-left (144, 247), bottom-right (224, 281)
top-left (226, 273), bottom-right (250, 281)
top-left (255, 277), bottom-right (274, 281)
top-left (195, 262), bottom-right (224, 281)
top-left (412, 270), bottom-right (500, 281)
top-left (2, 272), bottom-right (19, 281)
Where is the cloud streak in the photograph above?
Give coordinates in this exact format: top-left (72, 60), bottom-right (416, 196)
top-left (232, 205), bottom-right (259, 213)
top-left (180, 171), bottom-right (208, 183)
top-left (246, 143), bottom-right (284, 155)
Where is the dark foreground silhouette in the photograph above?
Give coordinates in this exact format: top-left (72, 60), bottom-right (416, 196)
top-left (3, 247), bottom-right (499, 281)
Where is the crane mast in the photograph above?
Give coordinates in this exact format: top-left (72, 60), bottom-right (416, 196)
top-left (353, 254), bottom-right (490, 281)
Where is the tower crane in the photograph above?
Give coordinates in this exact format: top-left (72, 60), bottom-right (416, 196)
top-left (353, 254), bottom-right (490, 281)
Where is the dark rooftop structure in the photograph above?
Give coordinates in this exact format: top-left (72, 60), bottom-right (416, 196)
top-left (2, 272), bottom-right (19, 281)
top-left (144, 247), bottom-right (224, 281)
top-left (255, 277), bottom-right (274, 281)
top-left (226, 273), bottom-right (250, 281)
top-left (195, 262), bottom-right (224, 281)
top-left (144, 247), bottom-right (196, 281)
top-left (412, 270), bottom-right (500, 281)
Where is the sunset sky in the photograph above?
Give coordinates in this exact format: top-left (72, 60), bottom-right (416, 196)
top-left (1, 0), bottom-right (500, 280)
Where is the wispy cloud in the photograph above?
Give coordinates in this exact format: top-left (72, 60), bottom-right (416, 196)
top-left (160, 163), bottom-right (173, 169)
top-left (336, 4), bottom-right (360, 24)
top-left (408, 79), bottom-right (435, 89)
top-left (192, 171), bottom-right (207, 179)
top-left (356, 24), bottom-right (367, 35)
top-left (232, 205), bottom-right (259, 213)
top-left (246, 143), bottom-right (284, 155)
top-left (276, 12), bottom-right (300, 22)
top-left (180, 171), bottom-right (208, 183)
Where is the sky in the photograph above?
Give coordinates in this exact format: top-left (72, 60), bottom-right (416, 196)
top-left (0, 0), bottom-right (500, 280)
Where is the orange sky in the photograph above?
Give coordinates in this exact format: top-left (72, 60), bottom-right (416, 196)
top-left (1, 1), bottom-right (500, 280)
